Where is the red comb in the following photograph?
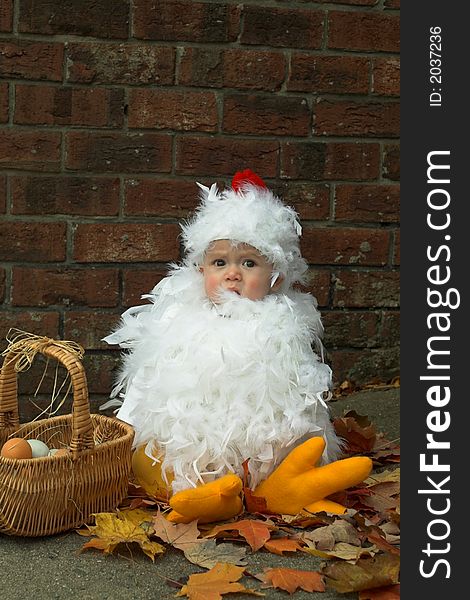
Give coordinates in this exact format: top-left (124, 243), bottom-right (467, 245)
top-left (231, 169), bottom-right (267, 191)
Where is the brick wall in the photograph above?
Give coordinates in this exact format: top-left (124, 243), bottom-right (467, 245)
top-left (0, 0), bottom-right (399, 416)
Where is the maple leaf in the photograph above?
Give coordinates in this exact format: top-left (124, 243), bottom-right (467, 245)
top-left (322, 553), bottom-right (400, 593)
top-left (78, 511), bottom-right (165, 561)
top-left (304, 541), bottom-right (379, 562)
top-left (263, 537), bottom-right (303, 555)
top-left (301, 519), bottom-right (361, 551)
top-left (256, 567), bottom-right (325, 594)
top-left (359, 584), bottom-right (401, 599)
top-left (177, 562), bottom-right (262, 599)
top-left (184, 539), bottom-right (248, 569)
top-left (206, 519), bottom-right (272, 552)
top-left (152, 511), bottom-right (202, 551)
top-left (333, 411), bottom-right (377, 454)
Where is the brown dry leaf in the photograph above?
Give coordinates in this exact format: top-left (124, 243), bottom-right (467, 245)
top-left (257, 567), bottom-right (325, 594)
top-left (152, 511), bottom-right (201, 551)
top-left (365, 468), bottom-right (400, 486)
top-left (78, 511), bottom-right (165, 561)
top-left (302, 520), bottom-right (362, 551)
top-left (333, 411), bottom-right (377, 453)
top-left (177, 562), bottom-right (262, 599)
top-left (322, 553), bottom-right (400, 593)
top-left (263, 537), bottom-right (303, 555)
top-left (207, 519), bottom-right (272, 552)
top-left (304, 541), bottom-right (379, 562)
top-left (184, 539), bottom-right (248, 569)
top-left (354, 514), bottom-right (400, 556)
top-left (360, 482), bottom-right (400, 513)
top-left (379, 522), bottom-right (400, 545)
top-left (359, 584), bottom-right (400, 599)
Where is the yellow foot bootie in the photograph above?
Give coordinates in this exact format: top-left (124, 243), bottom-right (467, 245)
top-left (254, 437), bottom-right (373, 515)
top-left (131, 445), bottom-right (243, 524)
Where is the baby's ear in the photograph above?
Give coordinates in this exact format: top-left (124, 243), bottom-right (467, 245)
top-left (271, 272), bottom-right (284, 291)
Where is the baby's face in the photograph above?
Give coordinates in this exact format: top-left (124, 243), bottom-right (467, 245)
top-left (200, 240), bottom-right (281, 302)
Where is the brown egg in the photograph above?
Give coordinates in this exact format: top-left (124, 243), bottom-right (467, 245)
top-left (1, 437), bottom-right (33, 459)
top-left (54, 448), bottom-right (69, 457)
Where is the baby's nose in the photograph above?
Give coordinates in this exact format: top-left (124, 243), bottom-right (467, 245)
top-left (225, 265), bottom-right (241, 280)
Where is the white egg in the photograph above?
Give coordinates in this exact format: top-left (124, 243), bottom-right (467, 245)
top-left (27, 439), bottom-right (50, 458)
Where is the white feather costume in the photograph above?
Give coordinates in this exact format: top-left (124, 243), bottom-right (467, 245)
top-left (104, 173), bottom-right (341, 493)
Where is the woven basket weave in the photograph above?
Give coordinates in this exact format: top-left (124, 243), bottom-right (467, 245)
top-left (0, 337), bottom-right (134, 537)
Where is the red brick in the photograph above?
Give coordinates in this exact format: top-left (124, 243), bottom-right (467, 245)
top-left (324, 311), bottom-right (380, 348)
top-left (329, 347), bottom-right (399, 386)
top-left (73, 223), bottom-right (180, 263)
top-left (242, 5), bottom-right (323, 49)
top-left (179, 48), bottom-right (285, 92)
top-left (82, 353), bottom-right (122, 396)
top-left (281, 142), bottom-right (380, 181)
top-left (274, 181), bottom-right (330, 221)
top-left (328, 11), bottom-right (400, 52)
top-left (0, 82), bottom-right (8, 123)
top-left (332, 270), bottom-right (399, 307)
top-left (0, 267), bottom-right (5, 302)
top-left (65, 132), bottom-right (172, 173)
top-left (335, 184), bottom-right (400, 223)
top-left (124, 178), bottom-right (199, 218)
top-left (18, 0), bottom-right (129, 38)
top-left (176, 136), bottom-right (279, 177)
top-left (0, 40), bottom-right (63, 81)
top-left (288, 54), bottom-right (369, 94)
top-left (128, 90), bottom-right (218, 132)
top-left (301, 227), bottom-right (390, 266)
top-left (64, 311), bottom-right (123, 350)
top-left (0, 222), bottom-right (66, 262)
top-left (0, 130), bottom-right (61, 171)
top-left (0, 311), bottom-right (60, 352)
top-left (66, 43), bottom-right (175, 85)
top-left (122, 268), bottom-right (167, 307)
top-left (12, 267), bottom-right (119, 307)
top-left (372, 57), bottom-right (400, 96)
top-left (297, 269), bottom-right (330, 307)
top-left (14, 85), bottom-right (124, 127)
top-left (315, 99), bottom-right (400, 137)
top-left (392, 230), bottom-right (400, 266)
top-left (223, 94), bottom-right (310, 136)
top-left (0, 1), bottom-right (13, 31)
top-left (11, 176), bottom-right (120, 216)
top-left (383, 144), bottom-right (400, 181)
top-left (133, 0), bottom-right (240, 42)
top-left (380, 311), bottom-right (400, 347)
top-left (0, 174), bottom-right (6, 213)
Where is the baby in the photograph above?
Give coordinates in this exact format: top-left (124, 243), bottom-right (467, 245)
top-left (104, 170), bottom-right (371, 522)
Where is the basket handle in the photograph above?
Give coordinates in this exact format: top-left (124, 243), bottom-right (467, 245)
top-left (0, 341), bottom-right (95, 457)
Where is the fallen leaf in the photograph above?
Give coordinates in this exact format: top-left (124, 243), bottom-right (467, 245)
top-left (184, 539), bottom-right (248, 569)
top-left (257, 567), bottom-right (325, 594)
top-left (152, 511), bottom-right (202, 551)
top-left (354, 514), bottom-right (400, 555)
top-left (333, 411), bottom-right (377, 454)
top-left (177, 562), bottom-right (262, 599)
top-left (263, 537), bottom-right (303, 555)
top-left (365, 468), bottom-right (400, 486)
top-left (207, 519), bottom-right (272, 552)
top-left (304, 541), bottom-right (379, 562)
top-left (322, 553), bottom-right (400, 593)
top-left (302, 520), bottom-right (361, 551)
top-left (359, 584), bottom-right (400, 599)
top-left (79, 511), bottom-right (165, 561)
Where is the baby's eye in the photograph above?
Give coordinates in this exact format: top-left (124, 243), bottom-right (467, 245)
top-left (213, 259), bottom-right (226, 266)
top-left (243, 259), bottom-right (256, 268)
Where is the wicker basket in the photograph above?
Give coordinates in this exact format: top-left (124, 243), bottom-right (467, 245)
top-left (0, 337), bottom-right (134, 537)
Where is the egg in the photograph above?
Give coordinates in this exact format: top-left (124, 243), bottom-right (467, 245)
top-left (27, 439), bottom-right (50, 458)
top-left (1, 438), bottom-right (33, 459)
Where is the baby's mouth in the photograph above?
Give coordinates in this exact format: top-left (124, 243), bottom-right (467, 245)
top-left (227, 288), bottom-right (241, 295)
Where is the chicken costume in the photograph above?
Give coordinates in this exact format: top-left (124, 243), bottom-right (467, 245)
top-left (104, 170), bottom-right (371, 523)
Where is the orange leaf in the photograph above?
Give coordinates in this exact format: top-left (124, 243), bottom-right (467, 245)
top-left (359, 584), bottom-right (401, 599)
top-left (177, 562), bottom-right (262, 599)
top-left (333, 411), bottom-right (377, 453)
top-left (263, 538), bottom-right (303, 555)
top-left (207, 519), bottom-right (272, 551)
top-left (257, 567), bottom-right (325, 594)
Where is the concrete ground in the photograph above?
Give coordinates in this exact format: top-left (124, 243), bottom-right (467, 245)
top-left (0, 387), bottom-right (399, 600)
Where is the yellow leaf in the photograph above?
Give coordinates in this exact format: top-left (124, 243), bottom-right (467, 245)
top-left (177, 562), bottom-right (263, 599)
top-left (79, 511), bottom-right (165, 562)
